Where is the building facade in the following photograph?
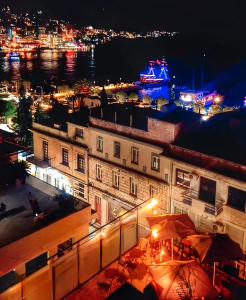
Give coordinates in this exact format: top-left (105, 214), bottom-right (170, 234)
top-left (29, 105), bottom-right (246, 250)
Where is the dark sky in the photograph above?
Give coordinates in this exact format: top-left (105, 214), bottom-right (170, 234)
top-left (0, 0), bottom-right (244, 33)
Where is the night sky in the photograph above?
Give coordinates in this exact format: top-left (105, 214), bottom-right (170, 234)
top-left (0, 0), bottom-right (244, 34)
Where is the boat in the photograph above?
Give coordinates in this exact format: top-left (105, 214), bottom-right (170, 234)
top-left (9, 52), bottom-right (21, 61)
top-left (138, 58), bottom-right (170, 87)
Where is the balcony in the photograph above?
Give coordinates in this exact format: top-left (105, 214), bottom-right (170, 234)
top-left (204, 203), bottom-right (223, 216)
top-left (178, 188), bottom-right (224, 217)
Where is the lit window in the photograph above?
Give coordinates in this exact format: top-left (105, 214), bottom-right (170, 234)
top-left (26, 253), bottom-right (47, 276)
top-left (96, 136), bottom-right (103, 152)
top-left (176, 169), bottom-right (191, 188)
top-left (150, 185), bottom-right (159, 198)
top-left (112, 170), bottom-right (120, 188)
top-left (131, 147), bottom-right (139, 164)
top-left (62, 148), bottom-right (69, 166)
top-left (78, 183), bottom-right (85, 199)
top-left (96, 164), bottom-right (102, 181)
top-left (42, 140), bottom-right (48, 161)
top-left (114, 141), bottom-right (121, 158)
top-left (75, 128), bottom-right (84, 138)
top-left (130, 177), bottom-right (137, 196)
top-left (151, 154), bottom-right (160, 171)
top-left (77, 154), bottom-right (85, 173)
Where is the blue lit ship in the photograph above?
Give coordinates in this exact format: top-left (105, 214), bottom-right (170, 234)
top-left (139, 58), bottom-right (170, 87)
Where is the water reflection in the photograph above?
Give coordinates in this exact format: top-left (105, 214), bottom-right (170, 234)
top-left (65, 51), bottom-right (76, 75)
top-left (139, 86), bottom-right (170, 100)
top-left (89, 48), bottom-right (96, 81)
top-left (1, 60), bottom-right (10, 72)
top-left (26, 61), bottom-right (33, 71)
top-left (40, 50), bottom-right (60, 74)
top-left (10, 61), bottom-right (21, 81)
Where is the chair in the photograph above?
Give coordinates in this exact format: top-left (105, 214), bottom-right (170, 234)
top-left (138, 238), bottom-right (149, 263)
top-left (97, 281), bottom-right (111, 298)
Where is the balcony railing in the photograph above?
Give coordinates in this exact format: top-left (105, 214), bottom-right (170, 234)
top-left (182, 188), bottom-right (224, 216)
top-left (0, 198), bottom-right (166, 299)
top-left (204, 203), bottom-right (223, 216)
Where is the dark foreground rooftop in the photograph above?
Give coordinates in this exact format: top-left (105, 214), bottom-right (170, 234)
top-left (0, 175), bottom-right (89, 247)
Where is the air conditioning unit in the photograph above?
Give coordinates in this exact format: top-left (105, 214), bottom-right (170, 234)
top-left (213, 222), bottom-right (225, 233)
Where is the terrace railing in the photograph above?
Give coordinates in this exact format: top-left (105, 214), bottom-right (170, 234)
top-left (0, 198), bottom-right (166, 299)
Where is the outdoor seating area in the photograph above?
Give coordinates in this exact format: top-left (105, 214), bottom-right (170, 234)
top-left (67, 213), bottom-right (246, 300)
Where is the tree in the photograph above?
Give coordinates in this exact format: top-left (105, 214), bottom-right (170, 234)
top-left (14, 96), bottom-right (33, 146)
top-left (49, 99), bottom-right (68, 123)
top-left (174, 100), bottom-right (183, 107)
top-left (0, 100), bottom-right (17, 123)
top-left (116, 91), bottom-right (127, 104)
top-left (157, 98), bottom-right (169, 110)
top-left (99, 87), bottom-right (108, 106)
top-left (192, 102), bottom-right (205, 114)
top-left (34, 103), bottom-right (49, 123)
top-left (13, 160), bottom-right (30, 184)
top-left (209, 104), bottom-right (222, 116)
top-left (128, 92), bottom-right (139, 103)
top-left (142, 95), bottom-right (152, 105)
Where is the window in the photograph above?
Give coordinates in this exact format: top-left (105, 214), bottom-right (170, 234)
top-left (62, 148), bottom-right (69, 166)
top-left (57, 239), bottom-right (73, 257)
top-left (112, 170), bottom-right (120, 188)
top-left (199, 177), bottom-right (216, 205)
top-left (130, 178), bottom-right (137, 196)
top-left (42, 140), bottom-right (48, 161)
top-left (0, 271), bottom-right (18, 293)
top-left (96, 136), bottom-right (103, 152)
top-left (151, 154), bottom-right (160, 171)
top-left (176, 169), bottom-right (191, 188)
top-left (150, 185), bottom-right (159, 198)
top-left (96, 164), bottom-right (102, 181)
top-left (78, 183), bottom-right (85, 199)
top-left (95, 196), bottom-right (102, 224)
top-left (77, 154), bottom-right (85, 173)
top-left (131, 147), bottom-right (139, 164)
top-left (227, 187), bottom-right (246, 212)
top-left (75, 128), bottom-right (84, 138)
top-left (114, 141), bottom-right (121, 158)
top-left (26, 253), bottom-right (48, 276)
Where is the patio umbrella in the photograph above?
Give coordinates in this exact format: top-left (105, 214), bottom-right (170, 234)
top-left (173, 220), bottom-right (197, 238)
top-left (146, 214), bottom-right (196, 230)
top-left (148, 260), bottom-right (218, 300)
top-left (188, 233), bottom-right (245, 285)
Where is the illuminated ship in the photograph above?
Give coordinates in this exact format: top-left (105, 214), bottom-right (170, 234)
top-left (140, 58), bottom-right (170, 86)
top-left (9, 52), bottom-right (21, 61)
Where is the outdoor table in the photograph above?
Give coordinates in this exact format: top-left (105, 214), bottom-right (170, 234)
top-left (128, 248), bottom-right (143, 263)
top-left (128, 263), bottom-right (147, 281)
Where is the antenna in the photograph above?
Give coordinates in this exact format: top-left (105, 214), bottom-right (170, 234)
top-left (201, 53), bottom-right (206, 89)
